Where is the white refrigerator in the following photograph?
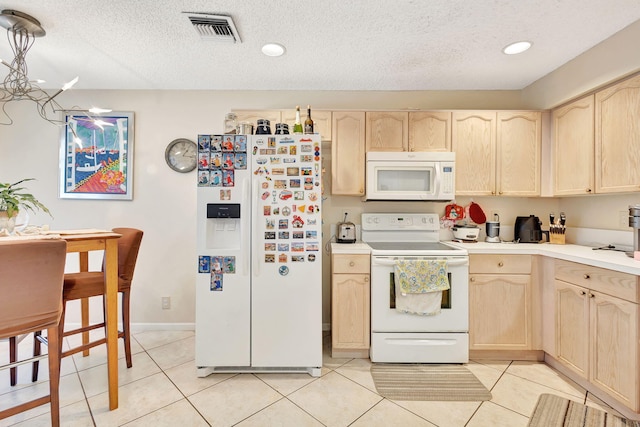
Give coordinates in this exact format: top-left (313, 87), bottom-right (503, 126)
top-left (195, 134), bottom-right (322, 377)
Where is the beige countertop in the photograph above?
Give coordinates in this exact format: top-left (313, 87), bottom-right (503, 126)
top-left (330, 242), bottom-right (371, 254)
top-left (331, 241), bottom-right (640, 275)
top-left (447, 241), bottom-right (640, 275)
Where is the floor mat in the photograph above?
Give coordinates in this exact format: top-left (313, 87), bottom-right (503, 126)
top-left (527, 393), bottom-right (640, 427)
top-left (370, 364), bottom-right (492, 401)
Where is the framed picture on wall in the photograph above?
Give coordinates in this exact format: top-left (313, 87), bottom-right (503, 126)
top-left (59, 112), bottom-right (134, 200)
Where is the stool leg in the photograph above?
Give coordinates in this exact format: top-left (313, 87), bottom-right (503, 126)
top-left (81, 297), bottom-right (90, 357)
top-left (32, 331), bottom-right (42, 382)
top-left (122, 290), bottom-right (132, 368)
top-left (9, 336), bottom-right (17, 386)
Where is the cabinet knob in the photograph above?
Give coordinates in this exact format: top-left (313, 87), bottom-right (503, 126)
top-left (364, 277), bottom-right (369, 282)
top-left (349, 261), bottom-right (355, 267)
top-left (583, 274), bottom-right (590, 279)
top-left (470, 277), bottom-right (475, 282)
top-left (589, 293), bottom-right (595, 298)
top-left (580, 290), bottom-right (586, 295)
top-left (586, 188), bottom-right (592, 193)
top-left (498, 191), bottom-right (503, 195)
top-left (498, 261), bottom-right (504, 267)
top-left (491, 191), bottom-right (495, 195)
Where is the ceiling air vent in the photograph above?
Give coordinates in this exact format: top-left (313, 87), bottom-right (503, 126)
top-left (185, 13), bottom-right (241, 43)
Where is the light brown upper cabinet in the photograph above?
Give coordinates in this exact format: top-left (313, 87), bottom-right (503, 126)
top-left (366, 111), bottom-right (451, 152)
top-left (365, 112), bottom-right (409, 151)
top-left (452, 111), bottom-right (496, 195)
top-left (452, 111), bottom-right (541, 196)
top-left (331, 111), bottom-right (366, 196)
top-left (408, 111), bottom-right (452, 151)
top-left (553, 95), bottom-right (595, 196)
top-left (595, 74), bottom-right (640, 193)
top-left (497, 111), bottom-right (542, 197)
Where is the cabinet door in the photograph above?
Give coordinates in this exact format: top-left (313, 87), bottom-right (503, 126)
top-left (452, 111), bottom-right (496, 195)
top-left (553, 96), bottom-right (595, 195)
top-left (365, 112), bottom-right (409, 151)
top-left (590, 291), bottom-right (639, 410)
top-left (469, 274), bottom-right (531, 350)
top-left (497, 111), bottom-right (541, 196)
top-left (408, 111), bottom-right (451, 151)
top-left (555, 280), bottom-right (589, 378)
top-left (331, 112), bottom-right (366, 195)
top-left (233, 110), bottom-right (282, 129)
top-left (595, 74), bottom-right (640, 193)
top-left (331, 273), bottom-right (370, 350)
top-left (281, 109), bottom-right (332, 142)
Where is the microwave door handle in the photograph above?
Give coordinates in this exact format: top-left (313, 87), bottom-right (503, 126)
top-left (433, 165), bottom-right (442, 198)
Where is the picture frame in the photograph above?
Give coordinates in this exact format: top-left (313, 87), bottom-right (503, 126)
top-left (59, 112), bottom-right (134, 200)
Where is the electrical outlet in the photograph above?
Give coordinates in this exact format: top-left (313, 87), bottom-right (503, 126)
top-left (619, 210), bottom-right (629, 229)
top-left (161, 297), bottom-right (171, 310)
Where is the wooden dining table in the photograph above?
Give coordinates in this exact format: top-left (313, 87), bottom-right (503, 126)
top-left (60, 230), bottom-right (122, 410)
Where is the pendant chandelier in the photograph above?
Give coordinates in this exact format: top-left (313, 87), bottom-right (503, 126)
top-left (0, 9), bottom-right (110, 127)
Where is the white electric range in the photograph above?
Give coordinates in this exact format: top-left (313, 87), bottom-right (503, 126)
top-left (361, 213), bottom-right (469, 363)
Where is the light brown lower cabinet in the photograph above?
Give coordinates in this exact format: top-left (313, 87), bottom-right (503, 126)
top-left (331, 253), bottom-right (370, 358)
top-left (554, 260), bottom-right (640, 412)
top-left (469, 254), bottom-right (532, 350)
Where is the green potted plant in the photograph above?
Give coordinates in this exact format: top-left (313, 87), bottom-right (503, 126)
top-left (0, 178), bottom-right (51, 233)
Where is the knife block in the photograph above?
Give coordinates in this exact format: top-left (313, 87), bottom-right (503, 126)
top-left (549, 230), bottom-right (566, 244)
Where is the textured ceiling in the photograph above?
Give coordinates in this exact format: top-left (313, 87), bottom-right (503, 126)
top-left (1, 0), bottom-right (639, 91)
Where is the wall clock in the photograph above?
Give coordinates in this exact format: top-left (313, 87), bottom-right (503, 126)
top-left (165, 138), bottom-right (197, 173)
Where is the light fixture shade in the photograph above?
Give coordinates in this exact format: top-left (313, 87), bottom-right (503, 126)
top-left (503, 41), bottom-right (532, 55)
top-left (261, 43), bottom-right (286, 57)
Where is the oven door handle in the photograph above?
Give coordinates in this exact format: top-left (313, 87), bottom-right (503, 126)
top-left (372, 258), bottom-right (469, 266)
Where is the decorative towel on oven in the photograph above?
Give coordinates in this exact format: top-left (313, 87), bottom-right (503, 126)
top-left (394, 260), bottom-right (449, 316)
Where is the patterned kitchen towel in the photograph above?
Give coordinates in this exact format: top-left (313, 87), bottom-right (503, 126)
top-left (394, 260), bottom-right (450, 294)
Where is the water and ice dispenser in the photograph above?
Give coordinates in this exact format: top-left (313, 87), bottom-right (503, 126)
top-left (206, 203), bottom-right (241, 250)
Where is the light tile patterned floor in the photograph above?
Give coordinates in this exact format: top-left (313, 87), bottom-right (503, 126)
top-left (0, 331), bottom-right (623, 426)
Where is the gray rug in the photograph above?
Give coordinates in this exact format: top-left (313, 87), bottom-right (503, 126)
top-left (370, 364), bottom-right (491, 401)
top-left (528, 394), bottom-right (640, 427)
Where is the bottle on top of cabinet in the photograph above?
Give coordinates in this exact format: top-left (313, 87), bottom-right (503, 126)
top-left (304, 105), bottom-right (314, 134)
top-left (293, 106), bottom-right (303, 134)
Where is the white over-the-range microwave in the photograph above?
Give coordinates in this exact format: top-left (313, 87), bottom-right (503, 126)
top-left (365, 151), bottom-right (455, 201)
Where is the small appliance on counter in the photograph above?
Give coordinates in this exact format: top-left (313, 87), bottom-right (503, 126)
top-left (485, 214), bottom-right (500, 243)
top-left (630, 205), bottom-right (640, 258)
top-left (514, 215), bottom-right (549, 243)
top-left (336, 213), bottom-right (356, 243)
top-left (452, 224), bottom-right (480, 242)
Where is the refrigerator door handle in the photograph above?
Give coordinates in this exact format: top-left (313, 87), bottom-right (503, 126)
top-left (252, 177), bottom-right (260, 277)
top-left (243, 177), bottom-right (250, 276)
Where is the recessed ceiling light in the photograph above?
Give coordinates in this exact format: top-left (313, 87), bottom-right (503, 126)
top-left (261, 43), bottom-right (286, 57)
top-left (503, 41), bottom-right (532, 55)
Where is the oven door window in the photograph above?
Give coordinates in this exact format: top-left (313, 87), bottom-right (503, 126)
top-left (389, 271), bottom-right (451, 309)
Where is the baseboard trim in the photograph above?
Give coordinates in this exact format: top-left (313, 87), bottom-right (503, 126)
top-left (469, 349), bottom-right (544, 361)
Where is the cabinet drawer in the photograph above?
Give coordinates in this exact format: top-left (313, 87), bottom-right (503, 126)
top-left (332, 254), bottom-right (370, 274)
top-left (469, 254), bottom-right (531, 274)
top-left (554, 259), bottom-right (639, 303)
